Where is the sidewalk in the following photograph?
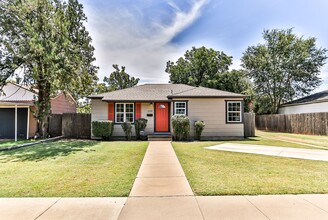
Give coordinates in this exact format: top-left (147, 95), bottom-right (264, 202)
top-left (1, 141), bottom-right (328, 220)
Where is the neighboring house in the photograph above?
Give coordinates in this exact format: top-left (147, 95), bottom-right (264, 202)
top-left (89, 84), bottom-right (246, 140)
top-left (0, 83), bottom-right (77, 139)
top-left (279, 90), bottom-right (328, 114)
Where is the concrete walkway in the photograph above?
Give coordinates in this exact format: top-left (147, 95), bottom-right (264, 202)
top-left (118, 141), bottom-right (204, 220)
top-left (206, 143), bottom-right (328, 161)
top-left (1, 141), bottom-right (328, 219)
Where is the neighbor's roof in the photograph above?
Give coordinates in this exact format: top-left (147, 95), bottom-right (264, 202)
top-left (89, 84), bottom-right (246, 101)
top-left (0, 83), bottom-right (36, 102)
top-left (281, 90), bottom-right (328, 107)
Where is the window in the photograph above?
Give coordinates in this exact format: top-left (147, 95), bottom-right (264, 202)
top-left (115, 103), bottom-right (134, 123)
top-left (174, 102), bottom-right (187, 115)
top-left (227, 101), bottom-right (242, 123)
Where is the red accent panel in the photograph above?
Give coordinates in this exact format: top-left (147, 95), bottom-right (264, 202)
top-left (136, 103), bottom-right (142, 119)
top-left (108, 102), bottom-right (114, 121)
top-left (155, 102), bottom-right (169, 132)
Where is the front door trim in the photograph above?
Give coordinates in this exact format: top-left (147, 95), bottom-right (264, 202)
top-left (154, 102), bottom-right (170, 133)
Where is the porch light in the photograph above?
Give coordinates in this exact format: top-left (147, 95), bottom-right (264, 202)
top-left (158, 104), bottom-right (166, 109)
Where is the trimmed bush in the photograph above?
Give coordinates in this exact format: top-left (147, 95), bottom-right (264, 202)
top-left (92, 120), bottom-right (114, 140)
top-left (135, 118), bottom-right (148, 140)
top-left (172, 115), bottom-right (190, 141)
top-left (121, 122), bottom-right (132, 140)
top-left (194, 120), bottom-right (205, 140)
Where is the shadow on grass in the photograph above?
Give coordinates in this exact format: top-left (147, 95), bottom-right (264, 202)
top-left (0, 140), bottom-right (98, 162)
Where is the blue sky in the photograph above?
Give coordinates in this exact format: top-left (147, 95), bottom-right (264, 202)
top-left (80, 0), bottom-right (328, 92)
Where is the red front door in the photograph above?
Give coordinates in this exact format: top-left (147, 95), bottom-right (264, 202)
top-left (155, 102), bottom-right (169, 132)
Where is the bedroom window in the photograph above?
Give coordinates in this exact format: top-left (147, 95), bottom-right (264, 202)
top-left (174, 102), bottom-right (187, 115)
top-left (226, 101), bottom-right (242, 123)
top-left (115, 103), bottom-right (134, 123)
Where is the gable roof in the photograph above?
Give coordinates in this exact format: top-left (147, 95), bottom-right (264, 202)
top-left (0, 83), bottom-right (36, 102)
top-left (0, 83), bottom-right (77, 104)
top-left (89, 84), bottom-right (246, 101)
top-left (281, 90), bottom-right (328, 107)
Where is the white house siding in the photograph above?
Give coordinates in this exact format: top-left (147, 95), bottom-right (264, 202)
top-left (141, 102), bottom-right (155, 135)
top-left (91, 99), bottom-right (156, 137)
top-left (91, 99), bottom-right (129, 136)
top-left (172, 98), bottom-right (244, 138)
top-left (278, 102), bottom-right (328, 114)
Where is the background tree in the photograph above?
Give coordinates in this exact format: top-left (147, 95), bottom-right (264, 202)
top-left (102, 64), bottom-right (139, 91)
top-left (0, 0), bottom-right (98, 137)
top-left (242, 28), bottom-right (327, 114)
top-left (166, 46), bottom-right (253, 111)
top-left (166, 46), bottom-right (233, 86)
top-left (76, 64), bottom-right (140, 114)
top-left (206, 69), bottom-right (254, 112)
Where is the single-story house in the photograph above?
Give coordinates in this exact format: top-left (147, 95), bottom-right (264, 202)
top-left (89, 84), bottom-right (246, 140)
top-left (279, 89), bottom-right (328, 114)
top-left (0, 82), bottom-right (77, 140)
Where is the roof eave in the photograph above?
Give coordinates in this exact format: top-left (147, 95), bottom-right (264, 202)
top-left (281, 99), bottom-right (328, 107)
top-left (167, 95), bottom-right (247, 99)
top-left (101, 99), bottom-right (171, 102)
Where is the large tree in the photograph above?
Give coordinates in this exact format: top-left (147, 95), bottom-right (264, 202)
top-left (242, 28), bottom-right (327, 114)
top-left (0, 0), bottom-right (98, 137)
top-left (101, 64), bottom-right (139, 92)
top-left (166, 46), bottom-right (233, 86)
top-left (166, 46), bottom-right (253, 111)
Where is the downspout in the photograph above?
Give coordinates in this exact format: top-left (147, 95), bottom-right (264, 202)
top-left (15, 105), bottom-right (17, 142)
top-left (27, 107), bottom-right (30, 139)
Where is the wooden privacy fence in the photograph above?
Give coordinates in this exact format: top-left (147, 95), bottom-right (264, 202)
top-left (48, 113), bottom-right (91, 139)
top-left (48, 114), bottom-right (62, 137)
top-left (244, 113), bottom-right (255, 137)
top-left (256, 113), bottom-right (328, 135)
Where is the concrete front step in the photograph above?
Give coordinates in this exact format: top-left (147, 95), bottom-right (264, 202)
top-left (148, 137), bottom-right (172, 141)
top-left (147, 133), bottom-right (172, 141)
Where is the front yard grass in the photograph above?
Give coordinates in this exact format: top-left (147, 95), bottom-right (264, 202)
top-left (0, 139), bottom-right (33, 149)
top-left (0, 140), bottom-right (147, 197)
top-left (173, 141), bottom-right (328, 195)
top-left (257, 130), bottom-right (328, 148)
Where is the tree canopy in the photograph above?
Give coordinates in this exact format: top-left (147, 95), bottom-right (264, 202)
top-left (242, 28), bottom-right (327, 114)
top-left (166, 46), bottom-right (253, 111)
top-left (96, 64), bottom-right (140, 94)
top-left (0, 0), bottom-right (98, 136)
top-left (166, 46), bottom-right (233, 86)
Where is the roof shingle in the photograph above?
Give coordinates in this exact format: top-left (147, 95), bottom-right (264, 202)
top-left (89, 84), bottom-right (246, 101)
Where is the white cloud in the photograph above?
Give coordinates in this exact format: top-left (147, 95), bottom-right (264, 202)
top-left (82, 0), bottom-right (207, 83)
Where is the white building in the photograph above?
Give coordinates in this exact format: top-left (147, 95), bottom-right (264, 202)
top-left (279, 90), bottom-right (328, 114)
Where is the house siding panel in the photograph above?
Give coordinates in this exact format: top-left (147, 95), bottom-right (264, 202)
top-left (141, 103), bottom-right (154, 135)
top-left (50, 94), bottom-right (76, 114)
top-left (29, 106), bottom-right (37, 137)
top-left (172, 98), bottom-right (244, 137)
top-left (279, 102), bottom-right (328, 114)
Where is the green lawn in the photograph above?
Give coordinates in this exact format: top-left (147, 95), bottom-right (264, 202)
top-left (0, 140), bottom-right (148, 197)
top-left (173, 141), bottom-right (328, 195)
top-left (257, 130), bottom-right (328, 148)
top-left (0, 139), bottom-right (33, 149)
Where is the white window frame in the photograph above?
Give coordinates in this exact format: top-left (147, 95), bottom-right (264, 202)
top-left (115, 103), bottom-right (134, 123)
top-left (226, 101), bottom-right (242, 123)
top-left (174, 101), bottom-right (187, 115)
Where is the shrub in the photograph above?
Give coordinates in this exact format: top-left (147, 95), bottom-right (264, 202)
top-left (92, 121), bottom-right (114, 140)
top-left (194, 120), bottom-right (205, 140)
top-left (135, 118), bottom-right (148, 140)
top-left (121, 122), bottom-right (132, 140)
top-left (171, 115), bottom-right (190, 141)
